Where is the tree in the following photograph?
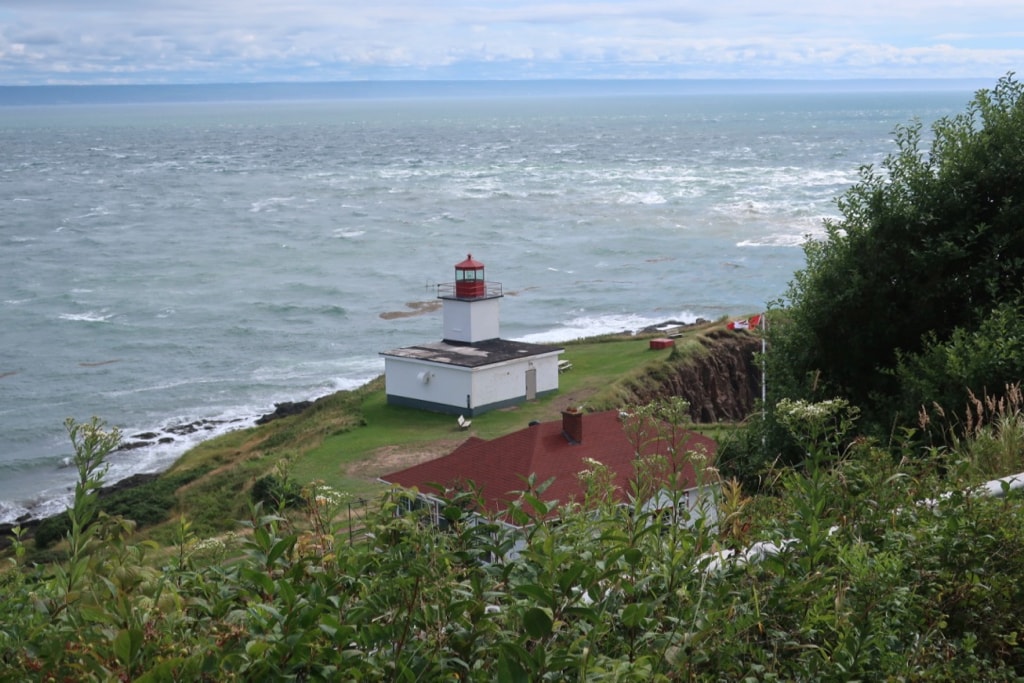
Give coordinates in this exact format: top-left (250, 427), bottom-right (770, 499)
top-left (894, 300), bottom-right (1024, 422)
top-left (768, 74), bottom-right (1024, 428)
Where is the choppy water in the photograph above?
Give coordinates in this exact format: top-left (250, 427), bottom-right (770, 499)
top-left (0, 81), bottom-right (976, 522)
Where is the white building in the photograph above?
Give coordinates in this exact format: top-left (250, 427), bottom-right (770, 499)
top-left (380, 254), bottom-right (564, 416)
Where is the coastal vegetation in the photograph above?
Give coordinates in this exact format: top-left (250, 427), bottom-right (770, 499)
top-left (3, 75), bottom-right (1024, 679)
top-left (766, 73), bottom-right (1024, 434)
top-left (3, 388), bottom-right (1024, 680)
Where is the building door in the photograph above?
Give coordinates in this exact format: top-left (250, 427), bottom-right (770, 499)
top-left (525, 368), bottom-right (537, 400)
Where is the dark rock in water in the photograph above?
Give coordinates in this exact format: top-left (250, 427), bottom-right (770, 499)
top-left (166, 419), bottom-right (226, 436)
top-left (114, 420), bottom-right (231, 452)
top-left (256, 400), bottom-right (313, 425)
top-left (113, 416), bottom-right (247, 455)
top-left (639, 319), bottom-right (710, 335)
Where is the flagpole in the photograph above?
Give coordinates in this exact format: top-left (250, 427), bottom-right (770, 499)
top-left (761, 313), bottom-right (767, 453)
top-left (761, 313), bottom-right (766, 406)
top-left (727, 311), bottom-right (768, 425)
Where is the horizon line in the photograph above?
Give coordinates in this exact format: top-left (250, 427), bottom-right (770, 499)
top-left (0, 76), bottom-right (994, 106)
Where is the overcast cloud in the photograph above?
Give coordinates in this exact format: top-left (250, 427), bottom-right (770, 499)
top-left (1, 0), bottom-right (1021, 85)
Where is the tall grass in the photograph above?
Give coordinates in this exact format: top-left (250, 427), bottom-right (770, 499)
top-left (922, 383), bottom-right (1024, 483)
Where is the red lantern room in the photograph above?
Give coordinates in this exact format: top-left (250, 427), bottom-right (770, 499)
top-left (454, 254), bottom-right (486, 298)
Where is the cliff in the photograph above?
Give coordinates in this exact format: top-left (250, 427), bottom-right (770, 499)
top-left (621, 330), bottom-right (764, 423)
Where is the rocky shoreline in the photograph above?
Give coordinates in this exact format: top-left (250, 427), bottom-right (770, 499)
top-left (0, 400), bottom-right (319, 541)
top-left (114, 399), bottom-right (314, 455)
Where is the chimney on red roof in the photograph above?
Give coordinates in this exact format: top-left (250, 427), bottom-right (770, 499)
top-left (561, 408), bottom-right (583, 444)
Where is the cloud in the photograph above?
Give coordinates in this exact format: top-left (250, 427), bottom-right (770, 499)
top-left (0, 0), bottom-right (1021, 84)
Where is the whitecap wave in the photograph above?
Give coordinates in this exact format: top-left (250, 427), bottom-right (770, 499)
top-left (616, 191), bottom-right (667, 205)
top-left (514, 311), bottom-right (703, 344)
top-left (252, 357), bottom-right (381, 386)
top-left (250, 196), bottom-right (296, 212)
top-left (333, 229), bottom-right (366, 238)
top-left (59, 311), bottom-right (114, 323)
top-left (738, 234), bottom-right (811, 248)
top-left (76, 206), bottom-right (112, 219)
top-left (100, 376), bottom-right (225, 399)
top-left (0, 494), bottom-right (72, 527)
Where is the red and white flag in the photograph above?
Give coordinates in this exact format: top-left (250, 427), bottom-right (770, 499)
top-left (727, 314), bottom-right (763, 331)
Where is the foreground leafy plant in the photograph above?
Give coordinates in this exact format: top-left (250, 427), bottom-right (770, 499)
top-left (4, 408), bottom-right (1024, 680)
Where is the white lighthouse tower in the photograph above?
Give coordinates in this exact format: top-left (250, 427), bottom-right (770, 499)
top-left (381, 254), bottom-right (564, 417)
top-left (441, 254), bottom-right (501, 343)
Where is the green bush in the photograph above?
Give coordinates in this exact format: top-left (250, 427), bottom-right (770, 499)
top-left (32, 513), bottom-right (71, 550)
top-left (251, 472), bottom-right (304, 510)
top-left (32, 467), bottom-right (210, 550)
top-left (100, 468), bottom-right (209, 527)
top-left (896, 300), bottom-right (1024, 426)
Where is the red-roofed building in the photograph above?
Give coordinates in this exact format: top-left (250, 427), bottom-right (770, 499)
top-left (381, 408), bottom-right (720, 534)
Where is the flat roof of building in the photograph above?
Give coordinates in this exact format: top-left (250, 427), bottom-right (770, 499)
top-left (380, 338), bottom-right (563, 368)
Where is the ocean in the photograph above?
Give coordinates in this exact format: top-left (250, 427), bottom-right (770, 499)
top-left (0, 80), bottom-right (981, 523)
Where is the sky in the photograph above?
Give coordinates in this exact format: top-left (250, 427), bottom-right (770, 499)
top-left (0, 0), bottom-right (1022, 86)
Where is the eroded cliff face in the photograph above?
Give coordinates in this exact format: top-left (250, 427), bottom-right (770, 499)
top-left (627, 330), bottom-right (764, 423)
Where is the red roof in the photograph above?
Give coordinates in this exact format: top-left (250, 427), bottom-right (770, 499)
top-left (455, 253), bottom-right (485, 269)
top-left (381, 409), bottom-right (717, 519)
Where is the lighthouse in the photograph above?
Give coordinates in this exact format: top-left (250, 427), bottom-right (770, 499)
top-left (440, 254), bottom-right (502, 343)
top-left (380, 254), bottom-right (564, 417)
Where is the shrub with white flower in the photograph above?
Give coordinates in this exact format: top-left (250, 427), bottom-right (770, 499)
top-left (189, 536), bottom-right (227, 561)
top-left (302, 481), bottom-right (351, 544)
top-left (64, 416), bottom-right (122, 491)
top-left (577, 457), bottom-right (617, 505)
top-left (775, 398), bottom-right (859, 458)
